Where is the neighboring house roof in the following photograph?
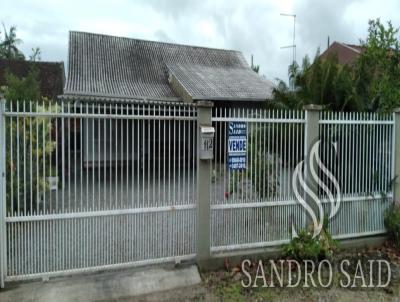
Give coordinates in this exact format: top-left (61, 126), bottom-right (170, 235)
top-left (0, 59), bottom-right (65, 99)
top-left (319, 42), bottom-right (363, 65)
top-left (63, 31), bottom-right (273, 102)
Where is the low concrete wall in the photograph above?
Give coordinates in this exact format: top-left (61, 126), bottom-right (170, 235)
top-left (197, 235), bottom-right (387, 272)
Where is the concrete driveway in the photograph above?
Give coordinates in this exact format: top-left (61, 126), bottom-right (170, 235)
top-left (0, 265), bottom-right (201, 302)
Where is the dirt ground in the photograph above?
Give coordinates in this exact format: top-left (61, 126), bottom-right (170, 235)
top-left (131, 285), bottom-right (399, 302)
top-left (133, 241), bottom-right (400, 302)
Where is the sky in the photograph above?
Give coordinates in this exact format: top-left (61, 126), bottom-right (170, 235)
top-left (2, 0), bottom-right (400, 84)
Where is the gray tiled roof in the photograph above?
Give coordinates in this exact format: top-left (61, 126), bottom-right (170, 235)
top-left (167, 63), bottom-right (273, 101)
top-left (63, 31), bottom-right (273, 102)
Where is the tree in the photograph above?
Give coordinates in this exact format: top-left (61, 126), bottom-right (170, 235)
top-left (0, 24), bottom-right (25, 60)
top-left (29, 47), bottom-right (41, 61)
top-left (273, 51), bottom-right (357, 111)
top-left (2, 67), bottom-right (40, 101)
top-left (251, 64), bottom-right (260, 73)
top-left (251, 55), bottom-right (260, 73)
top-left (272, 18), bottom-right (400, 113)
top-left (354, 19), bottom-right (400, 113)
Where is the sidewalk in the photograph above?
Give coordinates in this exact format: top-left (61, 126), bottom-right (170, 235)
top-left (0, 265), bottom-right (201, 302)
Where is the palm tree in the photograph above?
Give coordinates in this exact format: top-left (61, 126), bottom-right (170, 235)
top-left (273, 50), bottom-right (362, 111)
top-left (0, 24), bottom-right (25, 60)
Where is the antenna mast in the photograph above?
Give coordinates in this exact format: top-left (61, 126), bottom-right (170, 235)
top-left (280, 13), bottom-right (297, 87)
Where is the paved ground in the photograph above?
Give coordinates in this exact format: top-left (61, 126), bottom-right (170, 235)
top-left (48, 166), bottom-right (198, 212)
top-left (0, 265), bottom-right (201, 302)
top-left (2, 263), bottom-right (399, 302)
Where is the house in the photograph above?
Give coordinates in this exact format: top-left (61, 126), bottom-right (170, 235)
top-left (62, 31), bottom-right (273, 105)
top-left (0, 59), bottom-right (65, 99)
top-left (62, 31), bottom-right (274, 166)
top-left (319, 41), bottom-right (363, 65)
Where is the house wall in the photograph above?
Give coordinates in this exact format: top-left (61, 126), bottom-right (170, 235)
top-left (83, 119), bottom-right (137, 167)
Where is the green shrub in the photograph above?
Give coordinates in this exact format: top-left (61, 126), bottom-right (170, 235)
top-left (5, 102), bottom-right (58, 214)
top-left (282, 224), bottom-right (338, 261)
top-left (384, 203), bottom-right (400, 247)
top-left (1, 67), bottom-right (58, 214)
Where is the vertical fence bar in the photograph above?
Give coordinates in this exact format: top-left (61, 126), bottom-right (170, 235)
top-left (0, 99), bottom-right (6, 288)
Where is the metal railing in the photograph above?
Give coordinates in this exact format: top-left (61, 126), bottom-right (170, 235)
top-left (318, 112), bottom-right (393, 239)
top-left (210, 108), bottom-right (394, 254)
top-left (210, 108), bottom-right (306, 252)
top-left (1, 99), bottom-right (198, 282)
top-left (0, 99), bottom-right (396, 285)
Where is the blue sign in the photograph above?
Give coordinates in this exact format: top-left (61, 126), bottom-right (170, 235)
top-left (228, 122), bottom-right (247, 170)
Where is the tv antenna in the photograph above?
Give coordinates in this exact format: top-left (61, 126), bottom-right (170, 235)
top-left (280, 13), bottom-right (296, 66)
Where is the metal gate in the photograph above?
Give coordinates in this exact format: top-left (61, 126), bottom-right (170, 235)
top-left (0, 99), bottom-right (197, 283)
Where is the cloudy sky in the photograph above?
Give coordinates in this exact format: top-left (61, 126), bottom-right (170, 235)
top-left (2, 0), bottom-right (400, 83)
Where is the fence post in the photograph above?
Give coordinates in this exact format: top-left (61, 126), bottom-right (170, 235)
top-left (0, 99), bottom-right (6, 288)
top-left (196, 101), bottom-right (213, 264)
top-left (393, 108), bottom-right (400, 203)
top-left (303, 104), bottom-right (323, 227)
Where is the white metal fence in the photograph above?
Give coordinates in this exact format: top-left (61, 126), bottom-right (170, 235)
top-left (210, 108), bottom-right (306, 252)
top-left (0, 100), bottom-right (395, 285)
top-left (210, 108), bottom-right (393, 254)
top-left (318, 112), bottom-right (393, 238)
top-left (1, 100), bottom-right (197, 282)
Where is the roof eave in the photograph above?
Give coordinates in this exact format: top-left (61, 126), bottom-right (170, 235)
top-left (61, 91), bottom-right (182, 103)
top-left (191, 96), bottom-right (270, 102)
